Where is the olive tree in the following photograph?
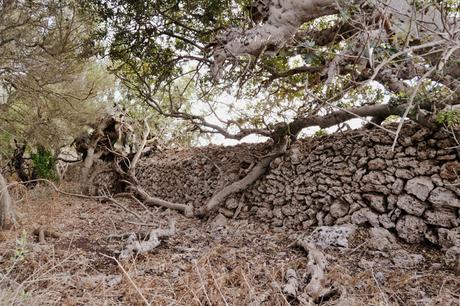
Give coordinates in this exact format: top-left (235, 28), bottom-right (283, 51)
top-left (85, 0), bottom-right (459, 215)
top-left (0, 0), bottom-right (118, 184)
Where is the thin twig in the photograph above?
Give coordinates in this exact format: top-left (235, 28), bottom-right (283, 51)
top-left (129, 115), bottom-right (152, 181)
top-left (391, 68), bottom-right (435, 151)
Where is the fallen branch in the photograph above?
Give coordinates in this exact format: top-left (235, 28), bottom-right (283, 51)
top-left (119, 219), bottom-right (176, 259)
top-left (196, 137), bottom-right (288, 216)
top-left (283, 268), bottom-right (299, 298)
top-left (108, 115), bottom-right (197, 218)
top-left (296, 240), bottom-right (334, 303)
top-left (131, 185), bottom-right (194, 217)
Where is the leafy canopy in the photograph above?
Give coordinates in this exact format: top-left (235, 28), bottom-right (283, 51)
top-left (85, 0), bottom-right (460, 142)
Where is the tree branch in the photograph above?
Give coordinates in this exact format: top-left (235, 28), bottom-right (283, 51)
top-left (196, 136), bottom-right (289, 216)
top-left (210, 0), bottom-right (340, 79)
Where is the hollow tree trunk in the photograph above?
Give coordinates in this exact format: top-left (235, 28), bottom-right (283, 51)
top-left (79, 116), bottom-right (115, 192)
top-left (0, 171), bottom-right (16, 229)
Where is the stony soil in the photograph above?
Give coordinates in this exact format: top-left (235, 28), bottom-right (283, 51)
top-left (0, 184), bottom-right (459, 305)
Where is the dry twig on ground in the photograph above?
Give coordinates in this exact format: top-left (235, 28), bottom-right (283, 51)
top-left (119, 219), bottom-right (176, 259)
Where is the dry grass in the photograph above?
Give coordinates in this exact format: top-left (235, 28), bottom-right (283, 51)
top-left (0, 183), bottom-right (459, 305)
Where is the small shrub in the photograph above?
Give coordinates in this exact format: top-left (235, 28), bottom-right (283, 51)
top-left (314, 129), bottom-right (327, 137)
top-left (14, 230), bottom-right (28, 261)
top-left (31, 147), bottom-right (57, 180)
top-left (436, 110), bottom-right (460, 127)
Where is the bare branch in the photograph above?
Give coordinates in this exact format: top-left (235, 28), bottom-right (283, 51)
top-left (131, 185), bottom-right (194, 217)
top-left (128, 116), bottom-right (151, 181)
top-left (196, 136), bottom-right (289, 216)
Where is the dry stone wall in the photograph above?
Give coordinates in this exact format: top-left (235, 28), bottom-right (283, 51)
top-left (137, 123), bottom-right (460, 248)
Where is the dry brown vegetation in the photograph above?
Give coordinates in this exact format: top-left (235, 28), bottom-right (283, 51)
top-left (0, 183), bottom-right (458, 305)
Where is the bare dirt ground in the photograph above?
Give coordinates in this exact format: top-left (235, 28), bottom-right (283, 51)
top-left (0, 183), bottom-right (459, 305)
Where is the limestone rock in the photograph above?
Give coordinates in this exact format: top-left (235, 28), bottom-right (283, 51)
top-left (219, 208), bottom-right (235, 218)
top-left (414, 160), bottom-right (439, 176)
top-left (394, 157), bottom-right (417, 168)
top-left (405, 177), bottom-right (434, 201)
top-left (398, 137), bottom-right (413, 147)
top-left (387, 194), bottom-right (397, 210)
top-left (389, 208), bottom-right (402, 222)
top-left (368, 227), bottom-right (399, 251)
top-left (335, 215), bottom-right (351, 225)
top-left (392, 250), bottom-right (425, 268)
top-left (281, 205), bottom-right (297, 216)
top-left (368, 158), bottom-right (386, 170)
top-left (362, 171), bottom-right (386, 185)
top-left (296, 164), bottom-right (309, 174)
top-left (256, 207), bottom-right (272, 219)
top-left (428, 187), bottom-right (460, 209)
top-left (396, 215), bottom-right (427, 243)
top-left (323, 213), bottom-right (335, 226)
top-left (438, 154), bottom-right (456, 161)
top-left (225, 198), bottom-right (239, 209)
top-left (404, 146), bottom-right (417, 156)
top-left (391, 179), bottom-right (404, 194)
top-left (437, 228), bottom-right (460, 249)
top-left (316, 211), bottom-right (326, 226)
top-left (378, 214), bottom-right (395, 229)
top-left (440, 161), bottom-right (460, 181)
top-left (423, 209), bottom-right (457, 228)
top-left (363, 193), bottom-right (386, 213)
top-left (353, 168), bottom-right (366, 182)
top-left (351, 208), bottom-right (379, 227)
top-left (411, 127), bottom-right (430, 141)
top-left (289, 147), bottom-right (301, 165)
top-left (273, 207), bottom-right (283, 219)
top-left (360, 184), bottom-right (390, 194)
top-left (308, 225), bottom-right (356, 248)
top-left (431, 174), bottom-right (444, 187)
top-left (396, 194), bottom-right (427, 216)
top-left (330, 199), bottom-right (349, 218)
top-left (210, 214), bottom-right (228, 230)
top-left (444, 246), bottom-right (460, 274)
top-left (395, 169), bottom-right (414, 179)
top-left (425, 228), bottom-right (438, 245)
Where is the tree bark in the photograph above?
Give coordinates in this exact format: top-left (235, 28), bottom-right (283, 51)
top-left (80, 116), bottom-right (116, 191)
top-left (132, 185), bottom-right (194, 217)
top-left (0, 171), bottom-right (16, 229)
top-left (211, 0), bottom-right (339, 78)
top-left (197, 137), bottom-right (288, 216)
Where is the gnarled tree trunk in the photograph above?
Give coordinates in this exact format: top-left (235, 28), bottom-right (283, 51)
top-left (0, 171), bottom-right (16, 229)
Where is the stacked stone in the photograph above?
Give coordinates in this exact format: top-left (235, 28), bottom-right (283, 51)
top-left (137, 123), bottom-right (460, 248)
top-left (136, 143), bottom-right (269, 207)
